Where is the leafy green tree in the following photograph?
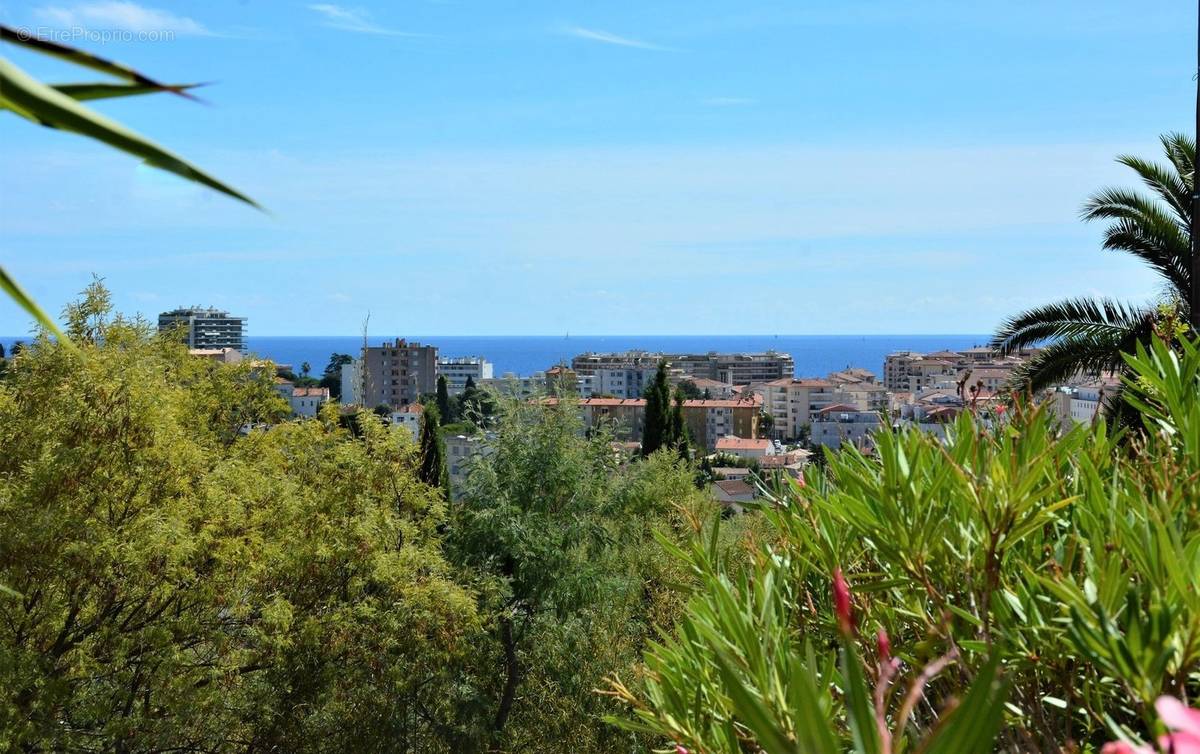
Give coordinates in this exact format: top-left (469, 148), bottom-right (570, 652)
top-left (676, 379), bottom-right (701, 399)
top-left (758, 409), bottom-right (775, 436)
top-left (642, 362), bottom-right (672, 455)
top-left (0, 284), bottom-right (476, 751)
top-left (320, 352), bottom-right (353, 399)
top-left (992, 133), bottom-right (1193, 393)
top-left (418, 404), bottom-right (448, 494)
top-left (446, 396), bottom-right (756, 751)
top-left (459, 378), bottom-right (498, 428)
top-left (436, 374), bottom-right (453, 422)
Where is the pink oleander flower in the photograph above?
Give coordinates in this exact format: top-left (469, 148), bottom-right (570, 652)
top-left (876, 628), bottom-right (891, 662)
top-left (832, 568), bottom-right (853, 635)
top-left (1102, 696), bottom-right (1200, 754)
top-left (1156, 696), bottom-right (1200, 753)
top-left (675, 746), bottom-right (689, 754)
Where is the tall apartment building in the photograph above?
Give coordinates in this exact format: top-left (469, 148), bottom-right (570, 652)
top-left (755, 378), bottom-right (856, 441)
top-left (437, 356), bottom-right (493, 395)
top-left (358, 339), bottom-right (438, 409)
top-left (570, 350), bottom-right (793, 386)
top-left (158, 307), bottom-right (246, 352)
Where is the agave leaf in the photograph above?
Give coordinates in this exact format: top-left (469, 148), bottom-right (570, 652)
top-left (0, 265), bottom-right (73, 350)
top-left (0, 57), bottom-right (261, 209)
top-left (0, 25), bottom-right (197, 99)
top-left (52, 81), bottom-right (206, 101)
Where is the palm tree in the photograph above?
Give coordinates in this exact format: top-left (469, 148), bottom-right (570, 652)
top-left (991, 133), bottom-right (1193, 393)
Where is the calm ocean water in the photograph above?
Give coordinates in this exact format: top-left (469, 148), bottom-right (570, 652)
top-left (0, 334), bottom-right (991, 378)
top-left (0, 334), bottom-right (990, 378)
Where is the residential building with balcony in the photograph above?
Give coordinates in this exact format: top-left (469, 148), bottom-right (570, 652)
top-left (158, 307), bottom-right (246, 352)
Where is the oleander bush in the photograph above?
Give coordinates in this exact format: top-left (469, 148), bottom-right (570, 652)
top-left (611, 336), bottom-right (1200, 753)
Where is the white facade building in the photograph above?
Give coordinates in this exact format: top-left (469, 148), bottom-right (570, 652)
top-left (340, 359), bottom-right (364, 405)
top-left (388, 403), bottom-right (424, 440)
top-left (289, 387), bottom-right (330, 418)
top-left (437, 357), bottom-right (494, 395)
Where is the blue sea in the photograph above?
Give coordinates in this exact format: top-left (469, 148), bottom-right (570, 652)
top-left (0, 334), bottom-right (989, 379)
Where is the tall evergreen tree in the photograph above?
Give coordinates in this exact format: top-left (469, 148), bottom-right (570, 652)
top-left (465, 375), bottom-right (476, 391)
top-left (436, 374), bottom-right (453, 421)
top-left (670, 390), bottom-right (691, 460)
top-left (0, 343), bottom-right (5, 359)
top-left (418, 406), bottom-right (448, 494)
top-left (641, 363), bottom-right (671, 455)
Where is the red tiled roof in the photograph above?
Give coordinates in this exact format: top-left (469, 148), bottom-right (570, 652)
top-left (713, 479), bottom-right (755, 496)
top-left (715, 436), bottom-right (771, 451)
top-left (817, 403), bottom-right (861, 414)
top-left (292, 387), bottom-right (329, 398)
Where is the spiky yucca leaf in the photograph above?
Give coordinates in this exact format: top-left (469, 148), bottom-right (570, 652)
top-left (51, 81), bottom-right (205, 102)
top-left (0, 58), bottom-right (258, 208)
top-left (1, 25), bottom-right (197, 99)
top-left (0, 266), bottom-right (72, 349)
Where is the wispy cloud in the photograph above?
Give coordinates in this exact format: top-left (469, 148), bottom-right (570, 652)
top-left (702, 97), bottom-right (756, 107)
top-left (34, 1), bottom-right (210, 35)
top-left (307, 4), bottom-right (421, 36)
top-left (561, 25), bottom-right (676, 51)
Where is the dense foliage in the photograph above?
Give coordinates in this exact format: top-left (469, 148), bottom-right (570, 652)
top-left (612, 336), bottom-right (1200, 753)
top-left (0, 286), bottom-right (758, 752)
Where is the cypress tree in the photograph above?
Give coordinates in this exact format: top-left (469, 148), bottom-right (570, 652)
top-left (418, 406), bottom-right (448, 494)
top-left (641, 362), bottom-right (671, 455)
top-left (670, 390), bottom-right (691, 460)
top-left (436, 374), bottom-right (453, 422)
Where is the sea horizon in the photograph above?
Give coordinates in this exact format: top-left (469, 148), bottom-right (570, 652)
top-left (1, 333), bottom-right (994, 379)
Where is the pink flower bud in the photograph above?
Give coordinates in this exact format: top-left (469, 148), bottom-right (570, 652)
top-left (833, 568), bottom-right (853, 634)
top-left (675, 746), bottom-right (689, 754)
top-left (876, 628), bottom-right (891, 661)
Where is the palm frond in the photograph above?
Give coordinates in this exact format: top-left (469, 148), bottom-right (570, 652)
top-left (1112, 154), bottom-right (1191, 228)
top-left (1098, 216), bottom-right (1191, 296)
top-left (990, 297), bottom-right (1154, 355)
top-left (1081, 187), bottom-right (1187, 235)
top-left (1007, 308), bottom-right (1154, 393)
top-left (1158, 132), bottom-right (1195, 196)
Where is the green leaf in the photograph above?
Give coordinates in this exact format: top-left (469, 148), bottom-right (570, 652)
top-left (841, 642), bottom-right (883, 754)
top-left (0, 57), bottom-right (261, 210)
top-left (51, 81), bottom-right (205, 102)
top-left (916, 654), bottom-right (1011, 754)
top-left (1, 25), bottom-right (197, 99)
top-left (0, 265), bottom-right (73, 349)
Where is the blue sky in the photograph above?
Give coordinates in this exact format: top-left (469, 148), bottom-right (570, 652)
top-left (0, 0), bottom-right (1193, 335)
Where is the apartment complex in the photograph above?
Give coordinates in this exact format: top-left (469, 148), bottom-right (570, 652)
top-left (755, 378), bottom-right (855, 441)
top-left (570, 350), bottom-right (794, 386)
top-left (568, 394), bottom-right (763, 450)
top-left (158, 307), bottom-right (246, 352)
top-left (357, 339), bottom-right (438, 409)
top-left (437, 356), bottom-right (493, 394)
top-left (883, 348), bottom-right (1037, 392)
